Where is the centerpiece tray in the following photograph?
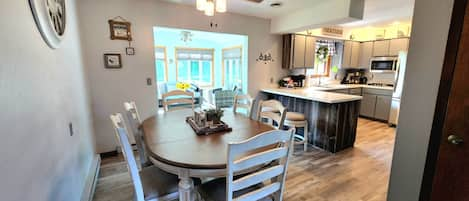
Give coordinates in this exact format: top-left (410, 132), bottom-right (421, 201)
top-left (186, 116), bottom-right (232, 135)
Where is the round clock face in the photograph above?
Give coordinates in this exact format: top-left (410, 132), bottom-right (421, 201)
top-left (46, 0), bottom-right (66, 36)
top-left (30, 0), bottom-right (66, 49)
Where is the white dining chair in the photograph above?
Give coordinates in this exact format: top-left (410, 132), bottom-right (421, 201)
top-left (197, 129), bottom-right (295, 201)
top-left (256, 100), bottom-right (287, 130)
top-left (124, 101), bottom-right (151, 169)
top-left (162, 90), bottom-right (195, 112)
top-left (233, 94), bottom-right (254, 118)
top-left (110, 113), bottom-right (180, 201)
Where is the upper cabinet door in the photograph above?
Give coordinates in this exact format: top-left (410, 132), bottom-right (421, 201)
top-left (389, 38), bottom-right (410, 56)
top-left (304, 36), bottom-right (316, 67)
top-left (373, 40), bottom-right (390, 56)
top-left (359, 41), bottom-right (374, 68)
top-left (350, 41), bottom-right (361, 67)
top-left (342, 41), bottom-right (353, 68)
top-left (293, 35), bottom-right (306, 68)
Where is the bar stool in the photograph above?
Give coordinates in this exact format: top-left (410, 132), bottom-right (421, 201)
top-left (284, 112), bottom-right (309, 152)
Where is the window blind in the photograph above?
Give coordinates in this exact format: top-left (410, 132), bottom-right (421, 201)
top-left (223, 47), bottom-right (242, 59)
top-left (155, 47), bottom-right (166, 60)
top-left (176, 49), bottom-right (213, 61)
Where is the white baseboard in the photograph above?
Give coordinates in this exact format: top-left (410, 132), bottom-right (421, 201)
top-left (81, 154), bottom-right (101, 201)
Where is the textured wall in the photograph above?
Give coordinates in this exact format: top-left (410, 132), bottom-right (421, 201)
top-left (0, 0), bottom-right (95, 200)
top-left (387, 0), bottom-right (454, 200)
top-left (78, 0), bottom-right (288, 153)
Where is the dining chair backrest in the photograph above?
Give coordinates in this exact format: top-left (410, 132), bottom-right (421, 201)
top-left (123, 101), bottom-right (149, 169)
top-left (226, 129), bottom-right (295, 201)
top-left (257, 100), bottom-right (287, 129)
top-left (110, 113), bottom-right (145, 201)
top-left (162, 90), bottom-right (195, 112)
top-left (233, 94), bottom-right (254, 118)
top-left (214, 90), bottom-right (236, 108)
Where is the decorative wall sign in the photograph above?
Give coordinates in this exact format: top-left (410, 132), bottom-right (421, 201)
top-left (256, 53), bottom-right (274, 64)
top-left (29, 0), bottom-right (67, 49)
top-left (109, 19), bottom-right (132, 41)
top-left (104, 54), bottom-right (122, 69)
top-left (126, 47), bottom-right (135, 55)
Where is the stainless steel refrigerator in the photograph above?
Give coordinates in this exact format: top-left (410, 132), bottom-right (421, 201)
top-left (389, 51), bottom-right (408, 126)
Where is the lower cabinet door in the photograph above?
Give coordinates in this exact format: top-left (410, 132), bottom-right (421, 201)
top-left (375, 95), bottom-right (392, 121)
top-left (360, 94), bottom-right (376, 117)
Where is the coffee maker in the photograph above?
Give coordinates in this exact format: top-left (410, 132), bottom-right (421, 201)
top-left (340, 69), bottom-right (368, 84)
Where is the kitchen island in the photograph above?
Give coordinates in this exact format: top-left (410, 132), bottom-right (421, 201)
top-left (261, 87), bottom-right (363, 153)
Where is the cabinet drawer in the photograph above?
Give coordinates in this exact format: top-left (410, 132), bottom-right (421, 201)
top-left (363, 88), bottom-right (393, 96)
top-left (349, 88), bottom-right (362, 95)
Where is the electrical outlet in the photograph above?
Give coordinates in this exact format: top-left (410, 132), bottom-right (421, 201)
top-left (146, 78), bottom-right (152, 86)
top-left (69, 122), bottom-right (74, 136)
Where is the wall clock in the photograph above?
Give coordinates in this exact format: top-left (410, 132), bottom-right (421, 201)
top-left (29, 0), bottom-right (66, 49)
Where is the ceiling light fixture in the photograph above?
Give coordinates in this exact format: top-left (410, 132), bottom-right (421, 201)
top-left (204, 0), bottom-right (215, 16)
top-left (270, 2), bottom-right (282, 8)
top-left (197, 0), bottom-right (227, 16)
top-left (196, 0), bottom-right (206, 11)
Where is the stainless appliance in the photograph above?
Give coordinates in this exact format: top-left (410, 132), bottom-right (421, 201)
top-left (370, 56), bottom-right (398, 73)
top-left (389, 52), bottom-right (408, 126)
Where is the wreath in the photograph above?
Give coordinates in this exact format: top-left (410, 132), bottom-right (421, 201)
top-left (316, 46), bottom-right (329, 63)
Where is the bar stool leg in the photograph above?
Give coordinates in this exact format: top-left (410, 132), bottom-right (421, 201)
top-left (303, 122), bottom-right (308, 152)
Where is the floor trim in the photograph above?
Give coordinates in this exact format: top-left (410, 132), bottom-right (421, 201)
top-left (81, 154), bottom-right (101, 201)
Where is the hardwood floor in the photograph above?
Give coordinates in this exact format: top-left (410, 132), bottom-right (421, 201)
top-left (93, 118), bottom-right (395, 201)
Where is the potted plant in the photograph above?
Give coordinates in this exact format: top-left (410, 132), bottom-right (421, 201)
top-left (205, 108), bottom-right (224, 124)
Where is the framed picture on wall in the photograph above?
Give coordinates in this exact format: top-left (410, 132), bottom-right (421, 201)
top-left (108, 20), bottom-right (132, 41)
top-left (104, 53), bottom-right (122, 69)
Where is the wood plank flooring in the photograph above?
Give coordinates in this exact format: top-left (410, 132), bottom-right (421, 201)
top-left (93, 118), bottom-right (395, 201)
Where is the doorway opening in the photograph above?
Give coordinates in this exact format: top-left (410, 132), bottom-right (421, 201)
top-left (153, 27), bottom-right (248, 107)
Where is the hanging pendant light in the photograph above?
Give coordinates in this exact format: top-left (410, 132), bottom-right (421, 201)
top-left (216, 0), bottom-right (227, 13)
top-left (204, 0), bottom-right (215, 16)
top-left (196, 0), bottom-right (206, 11)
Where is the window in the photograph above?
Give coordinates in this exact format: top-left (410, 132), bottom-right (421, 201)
top-left (176, 48), bottom-right (214, 86)
top-left (222, 46), bottom-right (242, 90)
top-left (309, 40), bottom-right (336, 77)
top-left (155, 46), bottom-right (167, 82)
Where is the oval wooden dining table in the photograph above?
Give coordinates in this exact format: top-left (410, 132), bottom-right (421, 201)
top-left (141, 109), bottom-right (274, 201)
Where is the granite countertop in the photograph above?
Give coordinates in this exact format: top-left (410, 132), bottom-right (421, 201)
top-left (261, 88), bottom-right (363, 104)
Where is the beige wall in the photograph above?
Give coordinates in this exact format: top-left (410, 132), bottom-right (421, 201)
top-left (0, 0), bottom-right (95, 200)
top-left (78, 0), bottom-right (288, 153)
top-left (387, 0), bottom-right (454, 200)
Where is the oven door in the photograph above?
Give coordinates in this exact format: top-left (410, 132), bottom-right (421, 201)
top-left (370, 57), bottom-right (397, 73)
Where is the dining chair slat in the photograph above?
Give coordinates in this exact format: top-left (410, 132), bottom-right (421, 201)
top-left (256, 100), bottom-right (287, 129)
top-left (232, 147), bottom-right (288, 172)
top-left (162, 90), bottom-right (195, 112)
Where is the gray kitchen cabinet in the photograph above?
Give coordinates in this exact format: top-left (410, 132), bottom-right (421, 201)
top-left (304, 36), bottom-right (316, 67)
top-left (330, 89), bottom-right (350, 94)
top-left (389, 38), bottom-right (409, 56)
top-left (293, 35), bottom-right (306, 68)
top-left (349, 88), bottom-right (362, 95)
top-left (360, 93), bottom-right (376, 117)
top-left (372, 40), bottom-right (391, 56)
top-left (374, 95), bottom-right (392, 121)
top-left (359, 41), bottom-right (373, 68)
top-left (342, 41), bottom-right (361, 68)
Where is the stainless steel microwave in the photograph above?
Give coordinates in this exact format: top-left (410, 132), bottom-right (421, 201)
top-left (370, 57), bottom-right (398, 73)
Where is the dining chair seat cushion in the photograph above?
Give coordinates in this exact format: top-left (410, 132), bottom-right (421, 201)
top-left (140, 166), bottom-right (179, 200)
top-left (285, 112), bottom-right (306, 121)
top-left (197, 178), bottom-right (273, 201)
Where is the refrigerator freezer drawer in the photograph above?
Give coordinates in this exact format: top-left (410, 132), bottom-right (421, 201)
top-left (389, 98), bottom-right (401, 126)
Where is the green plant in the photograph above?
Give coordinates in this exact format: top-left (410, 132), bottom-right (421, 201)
top-left (316, 46), bottom-right (329, 63)
top-left (205, 108), bottom-right (224, 123)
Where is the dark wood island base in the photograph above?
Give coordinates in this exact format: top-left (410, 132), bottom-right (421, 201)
top-left (264, 93), bottom-right (361, 153)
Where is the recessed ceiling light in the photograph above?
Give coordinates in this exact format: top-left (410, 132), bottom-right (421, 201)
top-left (270, 2), bottom-right (282, 8)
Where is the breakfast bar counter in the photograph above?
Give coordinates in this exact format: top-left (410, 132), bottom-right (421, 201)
top-left (261, 88), bottom-right (363, 153)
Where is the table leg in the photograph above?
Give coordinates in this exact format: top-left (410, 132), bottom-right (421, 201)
top-left (178, 171), bottom-right (194, 201)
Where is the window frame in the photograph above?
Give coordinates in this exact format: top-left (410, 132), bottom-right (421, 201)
top-left (310, 55), bottom-right (331, 78)
top-left (221, 45), bottom-right (243, 88)
top-left (175, 47), bottom-right (215, 87)
top-left (155, 46), bottom-right (169, 82)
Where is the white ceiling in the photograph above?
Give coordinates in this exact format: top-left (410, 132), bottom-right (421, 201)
top-left (159, 0), bottom-right (415, 29)
top-left (159, 0), bottom-right (325, 19)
